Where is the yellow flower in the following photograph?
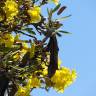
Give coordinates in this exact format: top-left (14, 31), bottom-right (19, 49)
top-left (27, 75), bottom-right (40, 88)
top-left (16, 75), bottom-right (40, 96)
top-left (16, 86), bottom-right (30, 96)
top-left (51, 67), bottom-right (77, 93)
top-left (72, 70), bottom-right (77, 79)
top-left (13, 42), bottom-right (29, 61)
top-left (27, 6), bottom-right (41, 23)
top-left (21, 42), bottom-right (29, 54)
top-left (4, 0), bottom-right (18, 22)
top-left (0, 33), bottom-right (14, 48)
top-left (13, 52), bottom-right (20, 61)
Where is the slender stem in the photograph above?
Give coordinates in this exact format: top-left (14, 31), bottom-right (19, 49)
top-left (16, 30), bottom-right (37, 40)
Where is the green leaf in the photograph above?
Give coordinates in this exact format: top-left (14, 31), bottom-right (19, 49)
top-left (56, 32), bottom-right (62, 37)
top-left (30, 43), bottom-right (35, 58)
top-left (55, 15), bottom-right (72, 21)
top-left (59, 30), bottom-right (72, 34)
top-left (22, 28), bottom-right (36, 35)
top-left (0, 45), bottom-right (19, 53)
top-left (52, 3), bottom-right (61, 13)
top-left (47, 8), bottom-right (50, 16)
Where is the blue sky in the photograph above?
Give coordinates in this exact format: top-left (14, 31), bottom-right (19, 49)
top-left (31, 0), bottom-right (96, 96)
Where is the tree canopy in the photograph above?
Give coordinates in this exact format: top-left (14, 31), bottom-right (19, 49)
top-left (0, 0), bottom-right (77, 96)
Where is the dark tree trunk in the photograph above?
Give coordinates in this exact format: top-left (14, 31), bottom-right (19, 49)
top-left (0, 71), bottom-right (9, 96)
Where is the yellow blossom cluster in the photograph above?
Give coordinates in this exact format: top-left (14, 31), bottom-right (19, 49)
top-left (15, 86), bottom-right (30, 96)
top-left (0, 0), bottom-right (59, 24)
top-left (51, 67), bottom-right (77, 93)
top-left (0, 33), bottom-right (14, 48)
top-left (0, 33), bottom-right (30, 61)
top-left (26, 75), bottom-right (40, 88)
top-left (27, 6), bottom-right (41, 23)
top-left (16, 75), bottom-right (40, 96)
top-left (3, 0), bottom-right (18, 22)
top-left (0, 0), bottom-right (41, 23)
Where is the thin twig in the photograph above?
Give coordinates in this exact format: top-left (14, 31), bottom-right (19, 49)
top-left (15, 30), bottom-right (37, 40)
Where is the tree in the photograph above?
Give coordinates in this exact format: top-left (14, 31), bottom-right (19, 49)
top-left (0, 0), bottom-right (77, 96)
